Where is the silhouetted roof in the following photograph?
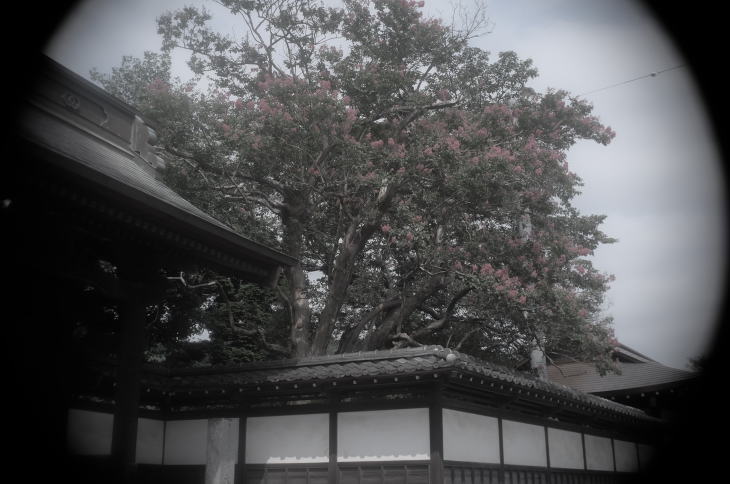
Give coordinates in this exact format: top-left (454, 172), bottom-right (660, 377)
top-left (14, 55), bottom-right (296, 280)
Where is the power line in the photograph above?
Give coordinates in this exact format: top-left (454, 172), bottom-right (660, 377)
top-left (577, 64), bottom-right (686, 97)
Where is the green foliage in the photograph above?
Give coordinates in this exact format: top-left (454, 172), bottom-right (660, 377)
top-left (93, 0), bottom-right (619, 369)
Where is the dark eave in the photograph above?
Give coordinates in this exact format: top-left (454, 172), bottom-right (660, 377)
top-left (12, 55), bottom-right (296, 280)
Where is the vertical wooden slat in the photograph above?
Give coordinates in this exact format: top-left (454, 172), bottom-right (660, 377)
top-left (498, 418), bottom-right (505, 484)
top-left (237, 417), bottom-right (247, 484)
top-left (111, 294), bottom-right (147, 482)
top-left (329, 411), bottom-right (338, 484)
top-left (544, 426), bottom-right (551, 484)
top-left (429, 389), bottom-right (444, 484)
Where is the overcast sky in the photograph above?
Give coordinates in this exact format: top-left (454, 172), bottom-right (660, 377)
top-left (44, 0), bottom-right (726, 369)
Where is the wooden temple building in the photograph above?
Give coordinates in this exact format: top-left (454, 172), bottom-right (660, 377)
top-left (542, 343), bottom-right (697, 420)
top-left (5, 56), bottom-right (675, 484)
top-left (5, 55), bottom-right (296, 483)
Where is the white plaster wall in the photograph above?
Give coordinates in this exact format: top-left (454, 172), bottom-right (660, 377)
top-left (614, 440), bottom-right (638, 472)
top-left (337, 408), bottom-right (430, 462)
top-left (442, 409), bottom-right (500, 464)
top-left (164, 419), bottom-right (208, 465)
top-left (584, 435), bottom-right (614, 471)
top-left (502, 420), bottom-right (547, 467)
top-left (638, 444), bottom-right (655, 470)
top-left (245, 414), bottom-right (329, 464)
top-left (135, 418), bottom-right (164, 464)
top-left (206, 418), bottom-right (239, 484)
top-left (67, 409), bottom-right (113, 455)
top-left (547, 428), bottom-right (584, 470)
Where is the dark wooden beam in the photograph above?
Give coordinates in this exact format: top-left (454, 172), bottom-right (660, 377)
top-left (429, 387), bottom-right (444, 484)
top-left (328, 409), bottom-right (338, 484)
top-left (110, 290), bottom-right (148, 482)
top-left (237, 417), bottom-right (247, 484)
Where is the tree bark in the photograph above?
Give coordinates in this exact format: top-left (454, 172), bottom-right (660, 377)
top-left (311, 180), bottom-right (396, 355)
top-left (364, 274), bottom-right (447, 350)
top-left (281, 199), bottom-right (312, 357)
top-left (311, 221), bottom-right (374, 354)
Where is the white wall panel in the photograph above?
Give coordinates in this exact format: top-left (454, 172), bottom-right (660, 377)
top-left (442, 409), bottom-right (500, 464)
top-left (135, 418), bottom-right (164, 464)
top-left (164, 419), bottom-right (208, 465)
top-left (614, 440), bottom-right (638, 472)
top-left (67, 409), bottom-right (113, 455)
top-left (337, 408), bottom-right (430, 462)
top-left (502, 420), bottom-right (547, 467)
top-left (584, 435), bottom-right (614, 471)
top-left (206, 418), bottom-right (239, 484)
top-left (547, 428), bottom-right (584, 470)
top-left (245, 414), bottom-right (329, 464)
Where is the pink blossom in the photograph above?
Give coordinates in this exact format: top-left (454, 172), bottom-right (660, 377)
top-left (480, 263), bottom-right (494, 275)
top-left (406, 232), bottom-right (414, 241)
top-left (319, 80), bottom-right (332, 90)
top-left (370, 139), bottom-right (384, 149)
top-left (445, 137), bottom-right (460, 151)
top-left (345, 107), bottom-right (358, 121)
top-left (381, 224), bottom-right (391, 233)
top-left (147, 78), bottom-right (169, 92)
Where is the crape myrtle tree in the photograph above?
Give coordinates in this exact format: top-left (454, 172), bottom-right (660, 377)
top-left (94, 0), bottom-right (619, 371)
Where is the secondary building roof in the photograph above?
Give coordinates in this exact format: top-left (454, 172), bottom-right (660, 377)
top-left (546, 359), bottom-right (696, 396)
top-left (546, 342), bottom-right (696, 396)
top-left (73, 345), bottom-right (661, 430)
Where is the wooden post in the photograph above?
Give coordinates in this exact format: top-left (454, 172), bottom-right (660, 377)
top-left (429, 390), bottom-right (443, 484)
top-left (544, 426), bottom-right (552, 484)
top-left (329, 411), bottom-right (338, 484)
top-left (111, 292), bottom-right (147, 482)
top-left (498, 418), bottom-right (505, 483)
top-left (236, 417), bottom-right (247, 484)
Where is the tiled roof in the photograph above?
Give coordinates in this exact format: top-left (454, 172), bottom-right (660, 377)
top-left (143, 345), bottom-right (656, 421)
top-left (546, 360), bottom-right (697, 395)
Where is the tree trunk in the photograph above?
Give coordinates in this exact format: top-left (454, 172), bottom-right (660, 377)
top-left (364, 274), bottom-right (447, 350)
top-left (311, 180), bottom-right (397, 354)
top-left (311, 222), bottom-right (371, 354)
top-left (282, 200), bottom-right (312, 357)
